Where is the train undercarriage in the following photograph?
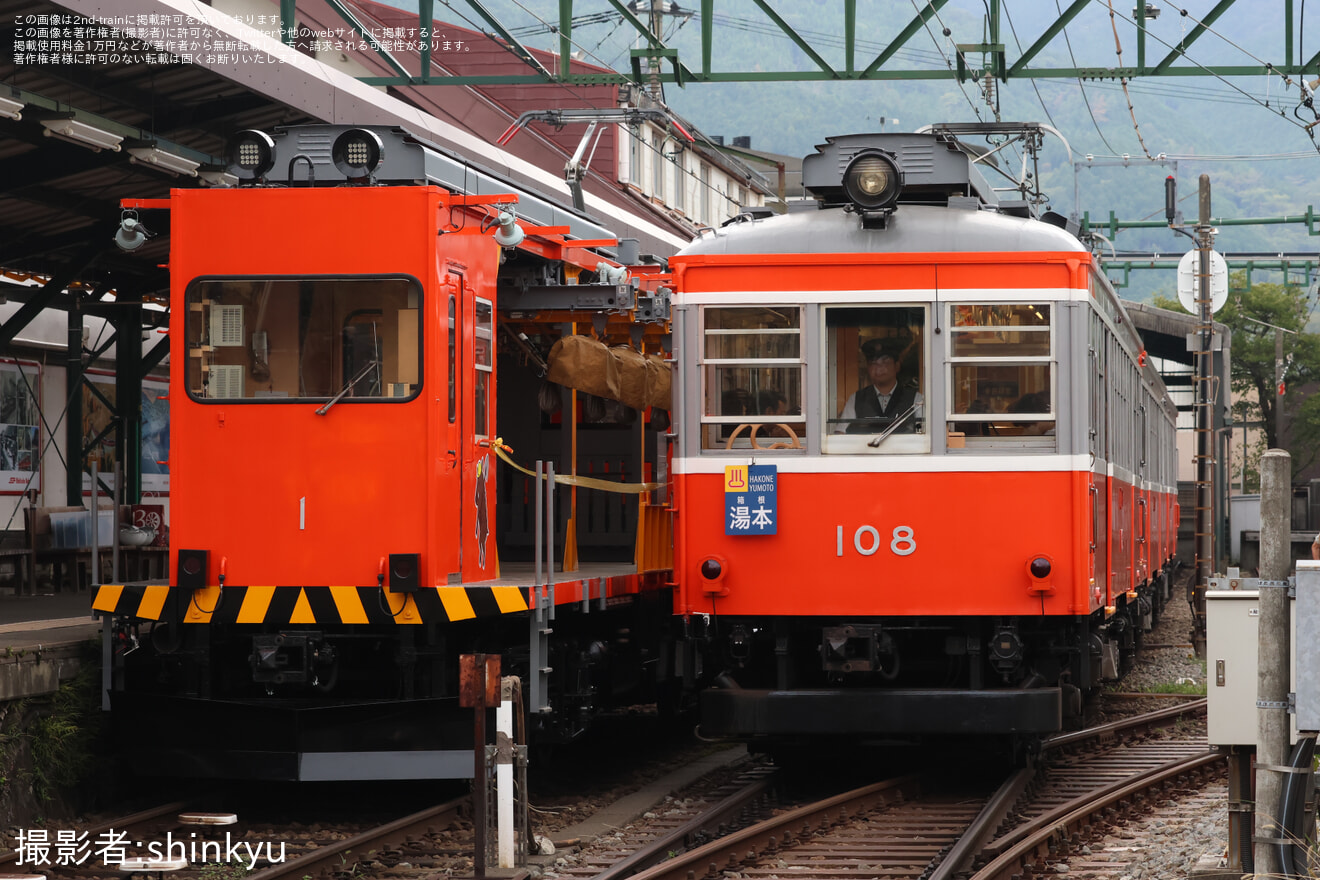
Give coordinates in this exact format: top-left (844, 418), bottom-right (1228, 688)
top-left (697, 562), bottom-right (1178, 745)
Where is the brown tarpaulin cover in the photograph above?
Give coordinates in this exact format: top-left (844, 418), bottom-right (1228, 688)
top-left (547, 335), bottom-right (671, 411)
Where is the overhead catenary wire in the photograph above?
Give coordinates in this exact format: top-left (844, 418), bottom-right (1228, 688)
top-left (1106, 0), bottom-right (1154, 159)
top-left (1080, 0), bottom-right (1320, 150)
top-left (1002, 3), bottom-right (1060, 131)
top-left (907, 0), bottom-right (987, 124)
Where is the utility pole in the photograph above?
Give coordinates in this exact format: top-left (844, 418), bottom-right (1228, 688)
top-left (1192, 174), bottom-right (1215, 656)
top-left (1255, 449), bottom-right (1292, 876)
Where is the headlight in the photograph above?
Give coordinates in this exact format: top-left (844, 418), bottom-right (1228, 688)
top-left (332, 128), bottom-right (384, 180)
top-left (226, 130), bottom-right (276, 182)
top-left (843, 150), bottom-right (902, 211)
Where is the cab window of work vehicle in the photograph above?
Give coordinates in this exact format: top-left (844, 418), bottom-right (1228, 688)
top-left (823, 305), bottom-right (928, 455)
top-left (700, 305), bottom-right (804, 451)
top-left (945, 303), bottom-right (1054, 450)
top-left (184, 277), bottom-right (422, 403)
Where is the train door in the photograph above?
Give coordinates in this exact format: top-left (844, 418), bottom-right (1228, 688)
top-left (1135, 400), bottom-right (1150, 586)
top-left (1088, 310), bottom-right (1109, 612)
top-left (459, 285), bottom-right (498, 582)
top-left (432, 274), bottom-right (462, 581)
top-left (1108, 342), bottom-right (1133, 602)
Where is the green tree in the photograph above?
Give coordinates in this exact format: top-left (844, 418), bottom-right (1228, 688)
top-left (1156, 273), bottom-right (1320, 483)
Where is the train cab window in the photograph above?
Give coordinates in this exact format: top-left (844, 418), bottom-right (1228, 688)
top-left (700, 306), bottom-right (804, 451)
top-left (185, 276), bottom-right (422, 403)
top-left (823, 306), bottom-right (928, 454)
top-left (946, 303), bottom-right (1054, 449)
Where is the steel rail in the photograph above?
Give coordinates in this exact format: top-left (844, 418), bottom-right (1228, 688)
top-left (623, 775), bottom-right (922, 880)
top-left (1042, 697), bottom-right (1207, 751)
top-left (592, 772), bottom-right (779, 880)
top-left (982, 746), bottom-right (1216, 859)
top-left (930, 700), bottom-right (1209, 880)
top-left (969, 751), bottom-right (1224, 880)
top-left (243, 795), bottom-right (466, 880)
top-left (927, 768), bottom-right (1034, 880)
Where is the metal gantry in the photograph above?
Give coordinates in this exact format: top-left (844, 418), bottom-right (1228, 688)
top-left (329, 0), bottom-right (1320, 88)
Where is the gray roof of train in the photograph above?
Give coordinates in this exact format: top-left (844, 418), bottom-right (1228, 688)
top-left (679, 204), bottom-right (1088, 257)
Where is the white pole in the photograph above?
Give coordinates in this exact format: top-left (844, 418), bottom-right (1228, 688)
top-left (497, 692), bottom-right (514, 868)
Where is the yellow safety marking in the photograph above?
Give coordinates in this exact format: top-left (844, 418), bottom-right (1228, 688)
top-left (184, 587), bottom-right (219, 623)
top-left (384, 589), bottom-right (409, 617)
top-left (237, 586), bottom-right (276, 623)
top-left (724, 465), bottom-right (749, 493)
top-left (137, 586), bottom-right (171, 620)
top-left (437, 587), bottom-right (476, 621)
top-left (93, 585), bottom-right (124, 613)
top-left (491, 586), bottom-right (528, 614)
top-left (290, 590), bottom-right (316, 624)
top-left (397, 594), bottom-right (421, 624)
top-left (329, 586), bottom-right (369, 624)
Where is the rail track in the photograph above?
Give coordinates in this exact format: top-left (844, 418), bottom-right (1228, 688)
top-left (0, 702), bottom-right (1215, 880)
top-left (596, 700), bottom-right (1216, 880)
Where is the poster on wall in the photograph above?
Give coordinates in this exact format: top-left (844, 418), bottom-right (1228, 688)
top-left (0, 360), bottom-right (41, 495)
top-left (82, 372), bottom-right (169, 495)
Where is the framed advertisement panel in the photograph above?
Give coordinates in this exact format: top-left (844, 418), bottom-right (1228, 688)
top-left (0, 359), bottom-right (41, 495)
top-left (82, 371), bottom-right (169, 495)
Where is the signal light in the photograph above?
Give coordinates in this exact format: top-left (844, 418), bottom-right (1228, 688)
top-left (226, 130), bottom-right (276, 182)
top-left (699, 556), bottom-right (728, 597)
top-left (389, 552), bottom-right (421, 594)
top-left (1027, 554), bottom-right (1055, 597)
top-left (178, 549), bottom-right (209, 590)
top-left (332, 128), bottom-right (384, 181)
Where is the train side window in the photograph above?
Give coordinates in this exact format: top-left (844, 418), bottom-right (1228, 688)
top-left (945, 303), bottom-right (1054, 450)
top-left (474, 298), bottom-right (493, 437)
top-left (184, 276), bottom-right (421, 404)
top-left (822, 305), bottom-right (927, 454)
top-left (447, 295), bottom-right (456, 424)
top-left (699, 306), bottom-right (804, 451)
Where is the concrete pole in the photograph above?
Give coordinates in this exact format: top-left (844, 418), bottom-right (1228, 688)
top-left (1255, 448), bottom-right (1292, 876)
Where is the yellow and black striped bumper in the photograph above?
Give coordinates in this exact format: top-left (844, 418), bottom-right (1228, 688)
top-left (92, 584), bottom-right (530, 625)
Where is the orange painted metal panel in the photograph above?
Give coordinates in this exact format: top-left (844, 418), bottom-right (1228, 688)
top-left (167, 186), bottom-right (502, 590)
top-left (673, 251), bottom-right (1086, 293)
top-left (674, 470), bottom-right (1094, 618)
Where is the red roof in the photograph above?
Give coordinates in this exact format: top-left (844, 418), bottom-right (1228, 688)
top-left (295, 0), bottom-right (686, 244)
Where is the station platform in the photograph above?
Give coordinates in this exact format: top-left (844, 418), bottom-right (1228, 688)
top-left (0, 589), bottom-right (99, 700)
top-left (0, 589), bottom-right (100, 650)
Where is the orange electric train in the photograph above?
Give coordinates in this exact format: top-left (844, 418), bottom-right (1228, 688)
top-left (94, 123), bottom-right (1179, 778)
top-left (670, 129), bottom-right (1179, 746)
top-left (94, 125), bottom-right (682, 780)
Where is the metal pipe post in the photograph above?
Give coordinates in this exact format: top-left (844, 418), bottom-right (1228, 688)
top-left (1255, 448), bottom-right (1292, 876)
top-left (1192, 174), bottom-right (1215, 656)
top-left (89, 460), bottom-right (99, 587)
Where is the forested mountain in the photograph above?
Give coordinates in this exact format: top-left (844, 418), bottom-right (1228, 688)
top-left (433, 1), bottom-right (1320, 303)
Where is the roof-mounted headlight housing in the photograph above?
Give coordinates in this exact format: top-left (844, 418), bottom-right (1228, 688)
top-left (226, 130), bottom-right (276, 182)
top-left (843, 150), bottom-right (902, 214)
top-left (332, 128), bottom-right (384, 181)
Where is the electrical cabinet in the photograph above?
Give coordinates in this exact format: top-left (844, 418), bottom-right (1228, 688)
top-left (1207, 588), bottom-right (1296, 747)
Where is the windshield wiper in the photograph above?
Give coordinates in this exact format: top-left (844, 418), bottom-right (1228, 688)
top-left (315, 360), bottom-right (379, 416)
top-left (867, 404), bottom-right (918, 447)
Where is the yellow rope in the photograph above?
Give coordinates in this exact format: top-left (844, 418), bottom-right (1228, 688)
top-left (489, 440), bottom-right (663, 495)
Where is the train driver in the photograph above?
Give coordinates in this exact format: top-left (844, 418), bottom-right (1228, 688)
top-left (836, 338), bottom-right (923, 433)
